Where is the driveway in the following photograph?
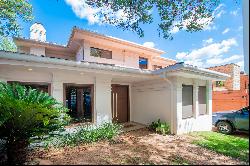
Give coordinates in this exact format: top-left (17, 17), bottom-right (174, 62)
top-left (26, 128), bottom-right (247, 165)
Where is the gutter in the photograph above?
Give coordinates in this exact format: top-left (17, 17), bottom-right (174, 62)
top-left (152, 62), bottom-right (230, 79)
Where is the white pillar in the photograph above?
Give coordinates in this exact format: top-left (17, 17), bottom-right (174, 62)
top-left (51, 81), bottom-right (64, 103)
top-left (174, 78), bottom-right (183, 135)
top-left (95, 76), bottom-right (112, 125)
top-left (193, 82), bottom-right (199, 118)
top-left (207, 81), bottom-right (213, 115)
top-left (207, 80), bottom-right (213, 130)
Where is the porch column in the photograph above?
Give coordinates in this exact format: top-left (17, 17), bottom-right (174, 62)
top-left (173, 78), bottom-right (183, 135)
top-left (51, 81), bottom-right (64, 103)
top-left (193, 82), bottom-right (199, 118)
top-left (95, 76), bottom-right (112, 125)
top-left (207, 80), bottom-right (213, 130)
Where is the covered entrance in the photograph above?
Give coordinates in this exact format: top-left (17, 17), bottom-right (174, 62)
top-left (64, 84), bottom-right (93, 122)
top-left (111, 84), bottom-right (129, 123)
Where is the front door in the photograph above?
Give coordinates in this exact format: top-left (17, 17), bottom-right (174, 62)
top-left (111, 85), bottom-right (129, 123)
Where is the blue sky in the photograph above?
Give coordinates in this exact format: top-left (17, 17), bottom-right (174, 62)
top-left (21, 0), bottom-right (244, 70)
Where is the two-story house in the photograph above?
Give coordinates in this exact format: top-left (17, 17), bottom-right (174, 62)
top-left (0, 23), bottom-right (229, 134)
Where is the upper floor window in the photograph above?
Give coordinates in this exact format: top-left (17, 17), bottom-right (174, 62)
top-left (215, 81), bottom-right (225, 87)
top-left (153, 65), bottom-right (162, 70)
top-left (90, 47), bottom-right (112, 59)
top-left (139, 57), bottom-right (148, 69)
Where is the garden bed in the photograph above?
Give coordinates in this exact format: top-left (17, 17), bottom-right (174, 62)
top-left (26, 128), bottom-right (248, 165)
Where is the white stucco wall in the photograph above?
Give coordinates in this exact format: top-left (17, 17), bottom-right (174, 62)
top-left (76, 46), bottom-right (84, 61)
top-left (30, 47), bottom-right (45, 56)
top-left (82, 41), bottom-right (141, 68)
top-left (95, 76), bottom-right (112, 125)
top-left (131, 79), bottom-right (172, 125)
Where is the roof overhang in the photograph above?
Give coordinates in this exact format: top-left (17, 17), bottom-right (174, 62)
top-left (69, 28), bottom-right (165, 55)
top-left (152, 62), bottom-right (230, 81)
top-left (0, 51), bottom-right (153, 77)
top-left (0, 51), bottom-right (229, 82)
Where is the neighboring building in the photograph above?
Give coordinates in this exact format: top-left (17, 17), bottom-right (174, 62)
top-left (0, 23), bottom-right (228, 134)
top-left (208, 63), bottom-right (249, 112)
top-left (242, 0), bottom-right (249, 74)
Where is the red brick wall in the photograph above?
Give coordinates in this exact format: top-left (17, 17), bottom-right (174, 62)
top-left (212, 74), bottom-right (249, 112)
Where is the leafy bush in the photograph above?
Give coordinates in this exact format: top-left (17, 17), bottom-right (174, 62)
top-left (150, 119), bottom-right (170, 135)
top-left (42, 122), bottom-right (122, 148)
top-left (0, 82), bottom-right (70, 164)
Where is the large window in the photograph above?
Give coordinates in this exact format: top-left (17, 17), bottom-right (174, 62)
top-left (182, 85), bottom-right (193, 119)
top-left (198, 86), bottom-right (207, 115)
top-left (90, 47), bottom-right (112, 59)
top-left (7, 81), bottom-right (50, 94)
top-left (139, 57), bottom-right (148, 69)
top-left (153, 65), bottom-right (162, 70)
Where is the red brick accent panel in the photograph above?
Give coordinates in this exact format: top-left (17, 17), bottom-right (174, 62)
top-left (212, 74), bottom-right (249, 112)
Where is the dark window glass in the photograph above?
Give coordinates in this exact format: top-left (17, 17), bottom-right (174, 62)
top-left (90, 47), bottom-right (112, 59)
top-left (139, 57), bottom-right (148, 69)
top-left (182, 85), bottom-right (193, 119)
top-left (199, 86), bottom-right (207, 115)
top-left (7, 81), bottom-right (49, 94)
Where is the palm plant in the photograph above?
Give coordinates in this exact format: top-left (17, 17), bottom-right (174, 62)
top-left (0, 82), bottom-right (70, 164)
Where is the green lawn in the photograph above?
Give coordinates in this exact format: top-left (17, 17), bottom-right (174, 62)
top-left (191, 132), bottom-right (249, 162)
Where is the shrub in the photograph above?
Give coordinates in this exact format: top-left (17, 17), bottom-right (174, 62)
top-left (42, 122), bottom-right (122, 148)
top-left (150, 119), bottom-right (170, 135)
top-left (0, 82), bottom-right (70, 164)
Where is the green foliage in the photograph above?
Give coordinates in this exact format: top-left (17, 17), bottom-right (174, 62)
top-left (42, 123), bottom-right (122, 148)
top-left (86, 0), bottom-right (221, 39)
top-left (0, 36), bottom-right (17, 51)
top-left (150, 119), bottom-right (170, 135)
top-left (0, 82), bottom-right (70, 142)
top-left (0, 0), bottom-right (33, 37)
top-left (191, 132), bottom-right (249, 162)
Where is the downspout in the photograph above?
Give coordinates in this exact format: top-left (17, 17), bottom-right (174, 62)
top-left (159, 73), bottom-right (175, 134)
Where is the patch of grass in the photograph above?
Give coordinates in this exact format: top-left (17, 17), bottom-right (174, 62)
top-left (191, 131), bottom-right (249, 162)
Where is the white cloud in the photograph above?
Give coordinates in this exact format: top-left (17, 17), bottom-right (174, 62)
top-left (65, 0), bottom-right (101, 24)
top-left (238, 26), bottom-right (243, 31)
top-left (143, 42), bottom-right (155, 48)
top-left (202, 38), bottom-right (214, 45)
top-left (175, 38), bottom-right (238, 67)
top-left (236, 61), bottom-right (244, 71)
top-left (222, 28), bottom-right (230, 34)
top-left (65, 0), bottom-right (135, 25)
top-left (206, 54), bottom-right (243, 65)
top-left (170, 26), bottom-right (180, 34)
top-left (230, 10), bottom-right (238, 16)
top-left (176, 52), bottom-right (188, 59)
top-left (169, 3), bottom-right (224, 34)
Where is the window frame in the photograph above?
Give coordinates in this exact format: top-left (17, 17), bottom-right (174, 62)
top-left (182, 84), bottom-right (194, 119)
top-left (139, 57), bottom-right (148, 69)
top-left (198, 86), bottom-right (208, 115)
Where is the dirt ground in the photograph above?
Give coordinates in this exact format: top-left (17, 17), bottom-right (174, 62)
top-left (27, 128), bottom-right (247, 165)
